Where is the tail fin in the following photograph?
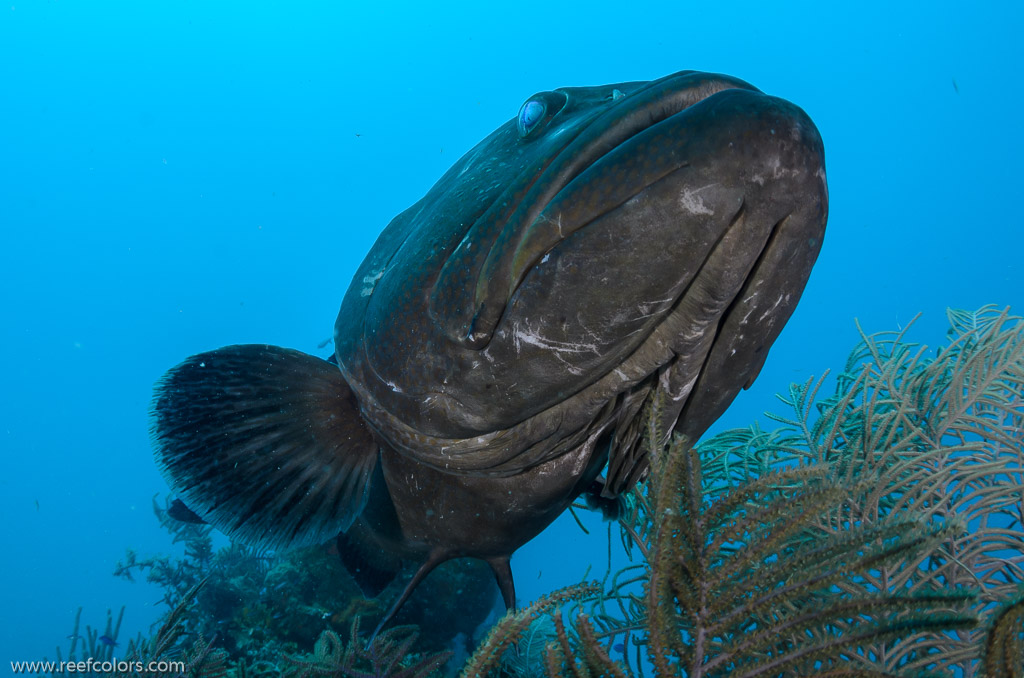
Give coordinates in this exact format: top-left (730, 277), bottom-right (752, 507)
top-left (150, 345), bottom-right (378, 551)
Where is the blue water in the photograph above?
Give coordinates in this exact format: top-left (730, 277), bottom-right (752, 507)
top-left (1, 0), bottom-right (1021, 669)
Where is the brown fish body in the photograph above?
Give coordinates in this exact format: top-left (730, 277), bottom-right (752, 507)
top-left (368, 436), bottom-right (606, 560)
top-left (151, 69), bottom-right (828, 631)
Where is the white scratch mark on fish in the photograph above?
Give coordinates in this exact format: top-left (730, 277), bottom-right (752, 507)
top-left (661, 369), bottom-right (699, 402)
top-left (514, 325), bottom-right (598, 356)
top-left (767, 156), bottom-right (798, 179)
top-left (678, 185), bottom-right (716, 215)
top-left (636, 298), bottom-right (675, 315)
top-left (759, 295), bottom-right (785, 322)
top-left (512, 322), bottom-right (591, 375)
top-left (361, 268), bottom-right (385, 297)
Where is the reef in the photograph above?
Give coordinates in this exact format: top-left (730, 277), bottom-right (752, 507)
top-left (464, 305), bottom-right (1024, 677)
top-left (113, 497), bottom-right (497, 657)
top-left (50, 496), bottom-right (499, 676)
top-left (50, 305), bottom-right (1023, 677)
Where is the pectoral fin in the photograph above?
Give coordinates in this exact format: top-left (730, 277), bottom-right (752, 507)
top-left (150, 345), bottom-right (378, 551)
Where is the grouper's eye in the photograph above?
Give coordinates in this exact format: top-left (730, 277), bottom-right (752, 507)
top-left (516, 90), bottom-right (569, 139)
top-left (518, 101), bottom-right (545, 136)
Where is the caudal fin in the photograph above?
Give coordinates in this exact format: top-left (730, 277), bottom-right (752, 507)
top-left (150, 345), bottom-right (378, 551)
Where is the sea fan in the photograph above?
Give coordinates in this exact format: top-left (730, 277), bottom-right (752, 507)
top-left (466, 305), bottom-right (1024, 677)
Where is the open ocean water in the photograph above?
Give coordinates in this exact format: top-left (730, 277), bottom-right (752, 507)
top-left (1, 0), bottom-right (1021, 673)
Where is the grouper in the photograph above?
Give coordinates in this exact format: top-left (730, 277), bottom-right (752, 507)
top-left (151, 69), bottom-right (828, 634)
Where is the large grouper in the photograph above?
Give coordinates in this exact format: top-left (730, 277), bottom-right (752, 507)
top-left (151, 69), bottom-right (828, 634)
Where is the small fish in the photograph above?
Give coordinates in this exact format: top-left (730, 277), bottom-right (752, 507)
top-left (613, 643), bottom-right (625, 653)
top-left (166, 498), bottom-right (205, 524)
top-left (98, 635), bottom-right (118, 647)
top-left (952, 77), bottom-right (960, 94)
top-left (66, 634), bottom-right (81, 641)
top-left (34, 499), bottom-right (39, 512)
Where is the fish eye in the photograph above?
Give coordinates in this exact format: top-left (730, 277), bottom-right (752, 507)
top-left (515, 90), bottom-right (568, 139)
top-left (517, 100), bottom-right (546, 137)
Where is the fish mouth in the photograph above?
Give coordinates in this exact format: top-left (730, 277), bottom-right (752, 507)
top-left (436, 70), bottom-right (760, 349)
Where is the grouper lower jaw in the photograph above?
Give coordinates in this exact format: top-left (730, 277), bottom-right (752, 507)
top-left (150, 69), bottom-right (827, 639)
